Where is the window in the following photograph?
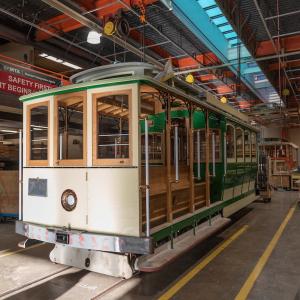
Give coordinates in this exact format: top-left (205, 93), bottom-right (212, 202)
top-left (244, 131), bottom-right (251, 160)
top-left (251, 132), bottom-right (256, 160)
top-left (236, 128), bottom-right (244, 160)
top-left (93, 91), bottom-right (131, 165)
top-left (226, 124), bottom-right (235, 160)
top-left (54, 92), bottom-right (86, 165)
top-left (193, 129), bottom-right (221, 162)
top-left (27, 101), bottom-right (49, 166)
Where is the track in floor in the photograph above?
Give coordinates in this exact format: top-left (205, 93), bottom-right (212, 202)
top-left (1, 191), bottom-right (299, 300)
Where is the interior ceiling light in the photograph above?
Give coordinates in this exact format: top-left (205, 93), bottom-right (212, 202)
top-left (87, 30), bottom-right (102, 44)
top-left (39, 53), bottom-right (82, 70)
top-left (282, 89), bottom-right (290, 96)
top-left (220, 96), bottom-right (227, 104)
top-left (185, 74), bottom-right (194, 84)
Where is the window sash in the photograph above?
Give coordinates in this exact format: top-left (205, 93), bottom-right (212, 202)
top-left (54, 92), bottom-right (87, 166)
top-left (92, 90), bottom-right (132, 166)
top-left (26, 101), bottom-right (50, 167)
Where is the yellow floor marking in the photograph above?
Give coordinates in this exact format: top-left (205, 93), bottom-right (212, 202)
top-left (158, 225), bottom-right (249, 300)
top-left (235, 204), bottom-right (296, 300)
top-left (0, 242), bottom-right (45, 258)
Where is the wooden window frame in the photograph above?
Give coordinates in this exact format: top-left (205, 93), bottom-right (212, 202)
top-left (226, 124), bottom-right (236, 163)
top-left (92, 89), bottom-right (132, 166)
top-left (26, 100), bottom-right (50, 167)
top-left (54, 91), bottom-right (87, 167)
top-left (236, 127), bottom-right (244, 162)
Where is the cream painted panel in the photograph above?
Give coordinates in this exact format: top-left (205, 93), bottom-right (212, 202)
top-left (87, 168), bottom-right (140, 237)
top-left (249, 180), bottom-right (255, 191)
top-left (242, 181), bottom-right (249, 194)
top-left (223, 188), bottom-right (233, 201)
top-left (223, 193), bottom-right (257, 217)
top-left (23, 168), bottom-right (87, 229)
top-left (234, 184), bottom-right (243, 196)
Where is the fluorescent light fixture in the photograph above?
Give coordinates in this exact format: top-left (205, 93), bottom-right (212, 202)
top-left (39, 53), bottom-right (82, 70)
top-left (87, 31), bottom-right (102, 44)
top-left (62, 62), bottom-right (82, 70)
top-left (0, 129), bottom-right (18, 133)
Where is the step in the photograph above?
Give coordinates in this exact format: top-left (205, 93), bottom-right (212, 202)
top-left (136, 216), bottom-right (231, 272)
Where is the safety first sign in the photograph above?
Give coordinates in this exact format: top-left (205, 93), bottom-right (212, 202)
top-left (0, 62), bottom-right (61, 96)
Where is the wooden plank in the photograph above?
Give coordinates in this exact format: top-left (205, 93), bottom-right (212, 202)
top-left (205, 110), bottom-right (211, 207)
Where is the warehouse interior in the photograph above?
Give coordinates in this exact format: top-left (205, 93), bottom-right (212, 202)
top-left (1, 0), bottom-right (300, 299)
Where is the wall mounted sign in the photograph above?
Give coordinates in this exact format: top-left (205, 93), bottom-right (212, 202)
top-left (0, 62), bottom-right (61, 96)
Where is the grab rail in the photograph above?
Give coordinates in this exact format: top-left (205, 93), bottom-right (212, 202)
top-left (197, 130), bottom-right (201, 179)
top-left (212, 131), bottom-right (216, 177)
top-left (144, 118), bottom-right (150, 237)
top-left (174, 125), bottom-right (179, 181)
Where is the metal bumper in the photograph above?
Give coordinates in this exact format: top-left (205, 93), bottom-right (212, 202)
top-left (16, 221), bottom-right (153, 255)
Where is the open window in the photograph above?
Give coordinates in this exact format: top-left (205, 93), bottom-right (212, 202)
top-left (236, 128), bottom-right (244, 161)
top-left (93, 90), bottom-right (131, 166)
top-left (244, 130), bottom-right (251, 161)
top-left (54, 91), bottom-right (87, 166)
top-left (251, 132), bottom-right (257, 161)
top-left (26, 101), bottom-right (49, 166)
top-left (193, 129), bottom-right (221, 163)
top-left (226, 124), bottom-right (235, 162)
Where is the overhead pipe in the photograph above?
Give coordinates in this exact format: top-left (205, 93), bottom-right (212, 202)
top-left (252, 0), bottom-right (298, 102)
top-left (41, 0), bottom-right (164, 69)
top-left (0, 8), bottom-right (113, 65)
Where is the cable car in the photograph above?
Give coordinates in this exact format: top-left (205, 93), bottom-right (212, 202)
top-left (16, 63), bottom-right (258, 278)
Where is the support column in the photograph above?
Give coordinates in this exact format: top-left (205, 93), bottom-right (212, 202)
top-left (165, 98), bottom-right (173, 222)
top-left (205, 110), bottom-right (211, 207)
top-left (189, 106), bottom-right (195, 213)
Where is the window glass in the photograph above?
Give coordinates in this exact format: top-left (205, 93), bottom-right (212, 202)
top-left (96, 94), bottom-right (129, 160)
top-left (57, 96), bottom-right (84, 160)
top-left (236, 128), bottom-right (244, 159)
top-left (251, 132), bottom-right (256, 159)
top-left (226, 125), bottom-right (235, 159)
top-left (30, 105), bottom-right (48, 161)
top-left (244, 131), bottom-right (250, 159)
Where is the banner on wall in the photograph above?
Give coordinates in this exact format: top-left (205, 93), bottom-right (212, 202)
top-left (0, 62), bottom-right (61, 96)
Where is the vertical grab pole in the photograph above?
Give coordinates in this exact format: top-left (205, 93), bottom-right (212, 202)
top-left (144, 119), bottom-right (150, 237)
top-left (224, 135), bottom-right (227, 175)
top-left (212, 131), bottom-right (216, 177)
top-left (174, 125), bottom-right (179, 181)
top-left (18, 129), bottom-right (23, 221)
top-left (197, 130), bottom-right (201, 179)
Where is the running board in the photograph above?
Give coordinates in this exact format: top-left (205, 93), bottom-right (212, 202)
top-left (18, 239), bottom-right (43, 248)
top-left (136, 216), bottom-right (231, 272)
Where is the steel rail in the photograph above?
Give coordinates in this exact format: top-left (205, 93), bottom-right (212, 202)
top-left (41, 0), bottom-right (163, 68)
top-left (0, 7), bottom-right (113, 64)
top-left (252, 0), bottom-right (297, 102)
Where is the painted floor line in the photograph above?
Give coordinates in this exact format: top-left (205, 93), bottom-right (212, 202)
top-left (0, 242), bottom-right (46, 258)
top-left (235, 204), bottom-right (296, 300)
top-left (157, 225), bottom-right (249, 300)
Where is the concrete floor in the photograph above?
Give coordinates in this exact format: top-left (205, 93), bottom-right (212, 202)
top-left (0, 191), bottom-right (300, 299)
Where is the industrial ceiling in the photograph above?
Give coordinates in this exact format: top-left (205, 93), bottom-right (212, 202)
top-left (0, 0), bottom-right (299, 127)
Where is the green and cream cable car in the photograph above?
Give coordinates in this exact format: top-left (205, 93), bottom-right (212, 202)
top-left (16, 63), bottom-right (258, 278)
